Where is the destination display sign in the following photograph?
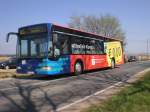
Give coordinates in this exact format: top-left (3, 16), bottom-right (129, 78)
top-left (19, 24), bottom-right (47, 35)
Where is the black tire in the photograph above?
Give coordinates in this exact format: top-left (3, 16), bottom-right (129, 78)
top-left (111, 59), bottom-right (115, 69)
top-left (74, 62), bottom-right (82, 75)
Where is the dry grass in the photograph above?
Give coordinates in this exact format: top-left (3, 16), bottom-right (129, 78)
top-left (0, 69), bottom-right (34, 79)
top-left (0, 56), bottom-right (10, 61)
top-left (0, 69), bottom-right (16, 78)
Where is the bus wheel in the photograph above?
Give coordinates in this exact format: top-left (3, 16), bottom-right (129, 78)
top-left (5, 66), bottom-right (9, 70)
top-left (111, 59), bottom-right (115, 69)
top-left (74, 62), bottom-right (82, 75)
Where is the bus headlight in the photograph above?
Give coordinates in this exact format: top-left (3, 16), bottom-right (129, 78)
top-left (17, 66), bottom-right (21, 69)
top-left (41, 66), bottom-right (52, 71)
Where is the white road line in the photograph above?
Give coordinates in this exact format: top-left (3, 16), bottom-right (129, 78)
top-left (0, 87), bottom-right (18, 91)
top-left (57, 81), bottom-right (122, 112)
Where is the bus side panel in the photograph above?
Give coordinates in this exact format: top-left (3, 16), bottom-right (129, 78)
top-left (121, 53), bottom-right (125, 64)
top-left (70, 55), bottom-right (109, 72)
top-left (70, 55), bottom-right (86, 73)
top-left (85, 55), bottom-right (108, 70)
top-left (105, 41), bottom-right (124, 66)
top-left (57, 55), bottom-right (71, 74)
top-left (36, 55), bottom-right (71, 75)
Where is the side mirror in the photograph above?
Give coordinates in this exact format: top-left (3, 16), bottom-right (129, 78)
top-left (6, 32), bottom-right (18, 42)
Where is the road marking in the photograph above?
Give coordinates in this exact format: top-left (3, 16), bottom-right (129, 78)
top-left (0, 87), bottom-right (17, 91)
top-left (56, 67), bottom-right (150, 111)
top-left (57, 81), bottom-right (122, 112)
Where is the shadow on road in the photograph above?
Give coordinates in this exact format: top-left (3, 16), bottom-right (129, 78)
top-left (0, 82), bottom-right (61, 112)
top-left (0, 66), bottom-right (135, 112)
top-left (1, 64), bottom-right (147, 112)
top-left (0, 81), bottom-right (98, 112)
top-left (15, 67), bottom-right (111, 81)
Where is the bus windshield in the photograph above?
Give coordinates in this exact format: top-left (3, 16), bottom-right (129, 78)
top-left (18, 34), bottom-right (51, 58)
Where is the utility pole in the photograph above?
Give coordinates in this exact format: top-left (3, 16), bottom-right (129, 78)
top-left (147, 39), bottom-right (149, 59)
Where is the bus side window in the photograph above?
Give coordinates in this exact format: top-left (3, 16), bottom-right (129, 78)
top-left (113, 48), bottom-right (115, 57)
top-left (85, 39), bottom-right (104, 54)
top-left (118, 47), bottom-right (121, 56)
top-left (108, 48), bottom-right (111, 57)
top-left (48, 41), bottom-right (53, 56)
top-left (54, 33), bottom-right (70, 55)
top-left (71, 37), bottom-right (85, 54)
top-left (59, 36), bottom-right (69, 55)
top-left (104, 45), bottom-right (107, 54)
top-left (85, 39), bottom-right (94, 54)
top-left (95, 40), bottom-right (104, 54)
top-left (116, 48), bottom-right (118, 57)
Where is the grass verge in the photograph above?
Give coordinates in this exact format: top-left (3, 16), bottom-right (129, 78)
top-left (84, 71), bottom-right (150, 112)
top-left (0, 70), bottom-right (35, 79)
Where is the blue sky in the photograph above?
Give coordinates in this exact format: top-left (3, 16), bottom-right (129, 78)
top-left (0, 0), bottom-right (150, 54)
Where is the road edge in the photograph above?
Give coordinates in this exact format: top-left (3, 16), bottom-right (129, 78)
top-left (57, 68), bottom-right (150, 112)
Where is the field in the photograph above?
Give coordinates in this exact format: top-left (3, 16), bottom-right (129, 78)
top-left (0, 56), bottom-right (10, 61)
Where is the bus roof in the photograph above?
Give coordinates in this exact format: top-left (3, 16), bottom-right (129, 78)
top-left (19, 23), bottom-right (123, 42)
top-left (52, 23), bottom-right (123, 42)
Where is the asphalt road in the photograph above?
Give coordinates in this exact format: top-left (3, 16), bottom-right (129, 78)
top-left (0, 61), bottom-right (150, 112)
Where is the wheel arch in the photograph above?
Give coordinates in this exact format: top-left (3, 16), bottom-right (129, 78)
top-left (110, 57), bottom-right (116, 68)
top-left (74, 59), bottom-right (84, 72)
top-left (111, 57), bottom-right (115, 63)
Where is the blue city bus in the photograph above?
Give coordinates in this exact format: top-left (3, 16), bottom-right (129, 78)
top-left (7, 23), bottom-right (123, 76)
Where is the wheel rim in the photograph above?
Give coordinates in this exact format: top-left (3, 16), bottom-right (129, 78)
top-left (5, 66), bottom-right (9, 69)
top-left (75, 63), bottom-right (82, 73)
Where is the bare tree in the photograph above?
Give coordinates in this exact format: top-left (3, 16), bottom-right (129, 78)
top-left (68, 14), bottom-right (126, 45)
top-left (68, 16), bottom-right (83, 30)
